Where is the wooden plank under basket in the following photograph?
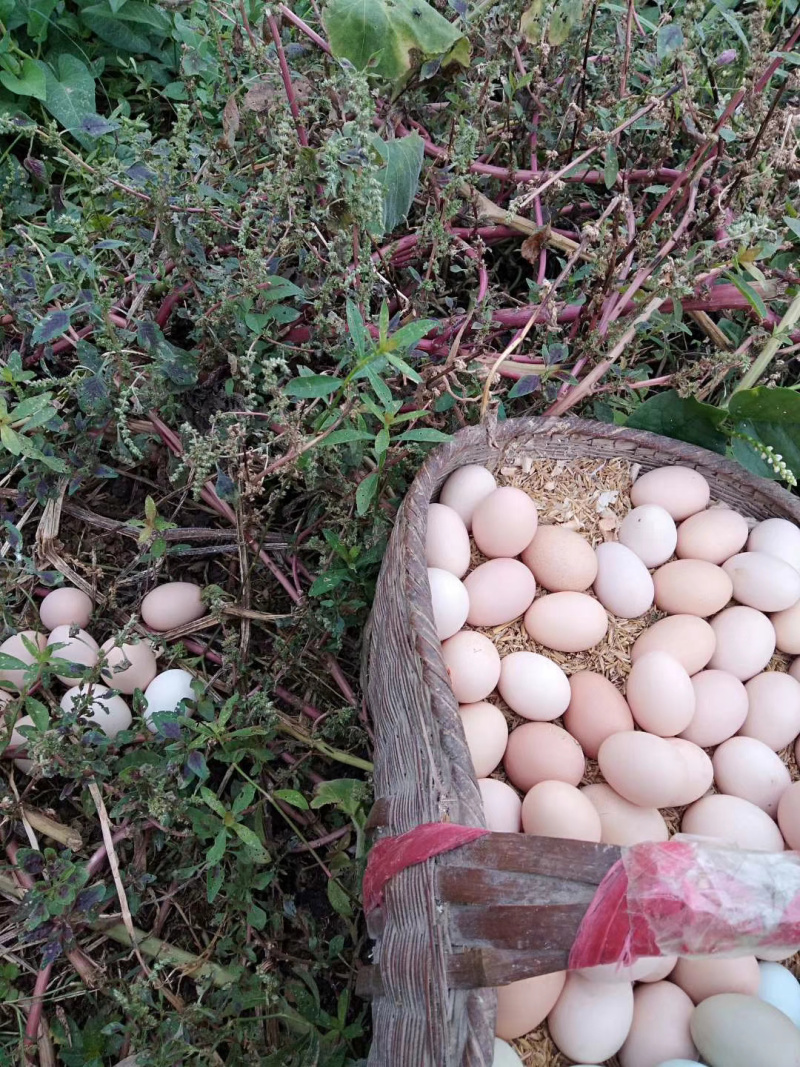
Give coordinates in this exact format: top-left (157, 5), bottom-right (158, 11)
top-left (359, 415), bottom-right (800, 1067)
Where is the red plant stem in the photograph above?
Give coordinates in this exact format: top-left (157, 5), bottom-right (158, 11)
top-left (23, 963), bottom-right (52, 1056)
top-left (156, 284), bottom-right (192, 328)
top-left (268, 14), bottom-right (309, 148)
top-left (278, 4), bottom-right (331, 52)
top-left (290, 825), bottom-right (350, 852)
top-left (182, 638), bottom-right (225, 666)
top-left (86, 827), bottom-right (132, 878)
top-left (275, 685), bottom-right (322, 721)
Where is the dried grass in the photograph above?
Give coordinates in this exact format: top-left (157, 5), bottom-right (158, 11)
top-left (476, 457), bottom-right (800, 1067)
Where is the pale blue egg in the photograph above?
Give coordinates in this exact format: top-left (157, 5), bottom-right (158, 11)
top-left (491, 1038), bottom-right (523, 1067)
top-left (758, 962), bottom-right (800, 1027)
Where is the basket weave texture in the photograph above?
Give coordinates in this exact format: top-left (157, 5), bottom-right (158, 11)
top-left (362, 415), bottom-right (800, 1067)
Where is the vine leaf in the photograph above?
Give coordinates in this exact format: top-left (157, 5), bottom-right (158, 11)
top-left (625, 389), bottom-right (728, 453)
top-left (323, 0), bottom-right (469, 87)
top-left (369, 132), bottom-right (424, 236)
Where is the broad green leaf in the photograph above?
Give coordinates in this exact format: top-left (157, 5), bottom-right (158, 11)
top-left (0, 652), bottom-right (26, 670)
top-left (604, 143), bottom-right (619, 189)
top-left (323, 0), bottom-right (469, 87)
top-left (374, 427), bottom-right (390, 457)
top-left (385, 317), bottom-right (437, 352)
top-left (508, 374), bottom-right (541, 399)
top-left (311, 778), bottom-right (368, 816)
top-left (9, 393), bottom-right (54, 422)
top-left (785, 217), bottom-right (800, 241)
top-left (723, 271), bottom-right (768, 320)
top-left (0, 58), bottom-right (46, 101)
top-left (327, 878), bottom-right (353, 917)
top-left (706, 0), bottom-right (749, 52)
top-left (200, 786), bottom-right (227, 819)
top-left (625, 390), bottom-right (728, 453)
top-left (206, 828), bottom-right (227, 866)
top-left (386, 353), bottom-right (422, 383)
top-left (355, 471), bottom-right (379, 515)
top-left (398, 428), bottom-right (452, 443)
top-left (657, 23), bottom-right (684, 60)
top-left (729, 387), bottom-right (800, 482)
top-left (24, 0), bottom-right (57, 43)
top-left (111, 0), bottom-right (172, 32)
top-left (232, 782), bottom-right (255, 816)
top-left (316, 428), bottom-right (374, 447)
top-left (31, 310), bottom-right (69, 344)
top-left (548, 0), bottom-right (582, 44)
top-left (0, 425), bottom-right (23, 456)
top-left (232, 823), bottom-right (271, 862)
top-left (25, 698), bottom-right (50, 732)
top-left (273, 788), bottom-right (310, 811)
top-left (284, 374), bottom-right (341, 398)
top-left (38, 56), bottom-right (97, 149)
top-left (370, 132), bottom-right (424, 236)
top-left (79, 4), bottom-right (153, 51)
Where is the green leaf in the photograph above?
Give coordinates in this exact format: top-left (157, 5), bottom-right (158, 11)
top-left (625, 390), bottom-right (728, 453)
top-left (200, 786), bottom-right (227, 819)
top-left (25, 698), bottom-right (49, 731)
top-left (374, 427), bottom-right (390, 457)
top-left (0, 652), bottom-right (26, 671)
top-left (0, 57), bottom-right (46, 101)
top-left (232, 823), bottom-right (271, 862)
top-left (316, 428), bottom-right (374, 447)
top-left (31, 310), bottom-right (69, 344)
top-left (273, 788), bottom-right (309, 811)
top-left (8, 393), bottom-right (54, 422)
top-left (323, 0), bottom-right (470, 86)
top-left (38, 56), bottom-right (97, 149)
top-left (657, 23), bottom-right (684, 60)
top-left (370, 132), bottom-right (424, 235)
top-left (232, 782), bottom-right (255, 816)
top-left (784, 217), bottom-right (800, 241)
top-left (207, 864), bottom-right (224, 903)
top-left (707, 0), bottom-right (749, 52)
top-left (311, 778), bottom-right (367, 816)
top-left (729, 388), bottom-right (800, 482)
top-left (327, 878), bottom-right (353, 917)
top-left (0, 425), bottom-right (23, 456)
top-left (112, 0), bottom-right (172, 32)
top-left (79, 4), bottom-right (153, 51)
top-left (604, 143), bottom-right (619, 189)
top-left (365, 365), bottom-right (393, 407)
top-left (723, 271), bottom-right (768, 320)
top-left (206, 828), bottom-right (228, 866)
top-left (398, 428), bottom-right (452, 443)
top-left (346, 299), bottom-right (368, 357)
top-left (548, 0), bottom-right (582, 44)
top-left (355, 471), bottom-right (379, 515)
top-left (385, 318), bottom-right (437, 353)
top-left (284, 375), bottom-right (341, 398)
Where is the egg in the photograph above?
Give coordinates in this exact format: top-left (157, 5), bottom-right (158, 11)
top-left (579, 956), bottom-right (676, 983)
top-left (441, 630), bottom-right (501, 703)
top-left (425, 503), bottom-right (471, 577)
top-left (521, 781), bottom-right (602, 841)
top-left (564, 672), bottom-right (634, 758)
top-left (547, 974), bottom-right (634, 1063)
top-left (100, 638), bottom-right (158, 694)
top-left (631, 615), bottom-right (716, 676)
top-left (581, 783), bottom-right (668, 846)
top-left (478, 778), bottom-right (522, 832)
top-left (472, 487), bottom-right (538, 559)
top-left (691, 993), bottom-right (800, 1067)
top-left (679, 670), bottom-right (749, 747)
top-left (141, 581), bottom-right (206, 632)
top-left (464, 559), bottom-right (536, 627)
top-left (681, 794), bottom-right (785, 851)
top-left (495, 971), bottom-right (566, 1040)
top-left (492, 1038), bottom-right (524, 1067)
top-left (619, 981), bottom-right (697, 1067)
top-left (521, 525), bottom-right (598, 591)
top-left (504, 722), bottom-right (585, 792)
top-left (676, 507), bottom-right (749, 564)
top-left (593, 542), bottom-right (655, 618)
top-left (758, 962), bottom-right (800, 1027)
top-left (626, 652), bottom-right (695, 736)
top-left (771, 600), bottom-right (800, 655)
top-left (630, 466), bottom-right (710, 520)
top-left (672, 956), bottom-right (761, 1004)
top-left (498, 651), bottom-right (570, 721)
top-left (427, 567), bottom-right (470, 641)
top-left (708, 606), bottom-right (776, 681)
top-left (748, 517), bottom-right (800, 572)
top-left (653, 560), bottom-right (733, 617)
top-left (60, 684), bottom-right (132, 739)
top-left (618, 505), bottom-right (678, 567)
top-left (0, 631), bottom-right (47, 692)
top-left (39, 587), bottom-right (93, 630)
top-left (142, 669), bottom-right (197, 731)
top-left (439, 464), bottom-right (496, 529)
top-left (47, 626), bottom-right (99, 685)
top-left (777, 781), bottom-right (800, 851)
top-left (458, 702), bottom-right (508, 777)
top-left (523, 591), bottom-right (608, 652)
top-left (725, 551), bottom-right (800, 612)
top-left (598, 732), bottom-right (711, 808)
top-left (712, 736), bottom-right (790, 816)
top-left (758, 945), bottom-right (798, 963)
top-left (741, 672), bottom-right (800, 751)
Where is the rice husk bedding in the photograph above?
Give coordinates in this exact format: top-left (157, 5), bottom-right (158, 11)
top-left (472, 455), bottom-right (800, 1067)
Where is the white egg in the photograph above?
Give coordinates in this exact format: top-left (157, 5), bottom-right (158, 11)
top-left (47, 626), bottom-right (99, 685)
top-left (547, 974), bottom-right (634, 1063)
top-left (748, 517), bottom-right (800, 572)
top-left (758, 962), bottom-right (800, 1027)
top-left (60, 684), bottom-right (132, 739)
top-left (427, 568), bottom-right (469, 640)
top-left (440, 465), bottom-right (496, 529)
top-left (143, 669), bottom-right (197, 732)
top-left (618, 505), bottom-right (678, 568)
top-left (491, 1038), bottom-right (524, 1067)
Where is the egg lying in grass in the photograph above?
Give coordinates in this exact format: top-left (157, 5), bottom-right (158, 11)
top-left (0, 631), bottom-right (47, 692)
top-left (141, 581), bottom-right (206, 632)
top-left (143, 669), bottom-right (197, 732)
top-left (100, 638), bottom-right (158, 694)
top-left (60, 684), bottom-right (132, 739)
top-left (47, 626), bottom-right (99, 685)
top-left (39, 587), bottom-right (93, 630)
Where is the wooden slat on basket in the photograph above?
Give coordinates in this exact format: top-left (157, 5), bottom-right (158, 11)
top-left (361, 415), bottom-right (800, 1067)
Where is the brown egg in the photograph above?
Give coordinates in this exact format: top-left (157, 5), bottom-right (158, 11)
top-left (495, 971), bottom-right (566, 1040)
top-left (39, 587), bottom-right (93, 630)
top-left (464, 558), bottom-right (536, 626)
top-left (441, 630), bottom-right (501, 703)
top-left (676, 507), bottom-right (749, 563)
top-left (504, 722), bottom-right (585, 792)
top-left (771, 599), bottom-right (800, 655)
top-left (653, 559), bottom-right (733, 617)
top-left (626, 651), bottom-right (695, 736)
top-left (472, 487), bottom-right (538, 559)
top-left (0, 631), bottom-right (47, 692)
top-left (672, 956), bottom-right (760, 1004)
top-left (521, 525), bottom-right (597, 591)
top-left (100, 638), bottom-right (158, 695)
top-left (630, 465), bottom-right (710, 520)
top-left (681, 794), bottom-right (785, 851)
top-left (523, 591), bottom-right (608, 653)
top-left (141, 582), bottom-right (206, 632)
top-left (564, 671), bottom-right (634, 758)
top-left (631, 614), bottom-right (716, 675)
top-left (46, 626), bottom-right (99, 685)
top-left (679, 670), bottom-right (749, 747)
top-left (521, 781), bottom-right (602, 841)
top-left (581, 783), bottom-right (668, 846)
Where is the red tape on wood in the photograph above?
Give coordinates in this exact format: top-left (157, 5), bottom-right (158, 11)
top-left (363, 822), bottom-right (489, 914)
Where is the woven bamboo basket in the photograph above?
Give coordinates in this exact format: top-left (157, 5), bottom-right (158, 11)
top-left (359, 414), bottom-right (800, 1067)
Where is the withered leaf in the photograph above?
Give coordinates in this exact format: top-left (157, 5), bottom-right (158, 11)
top-left (221, 93), bottom-right (240, 150)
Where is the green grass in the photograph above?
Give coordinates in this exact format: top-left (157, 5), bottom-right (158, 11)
top-left (0, 0), bottom-right (797, 1062)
